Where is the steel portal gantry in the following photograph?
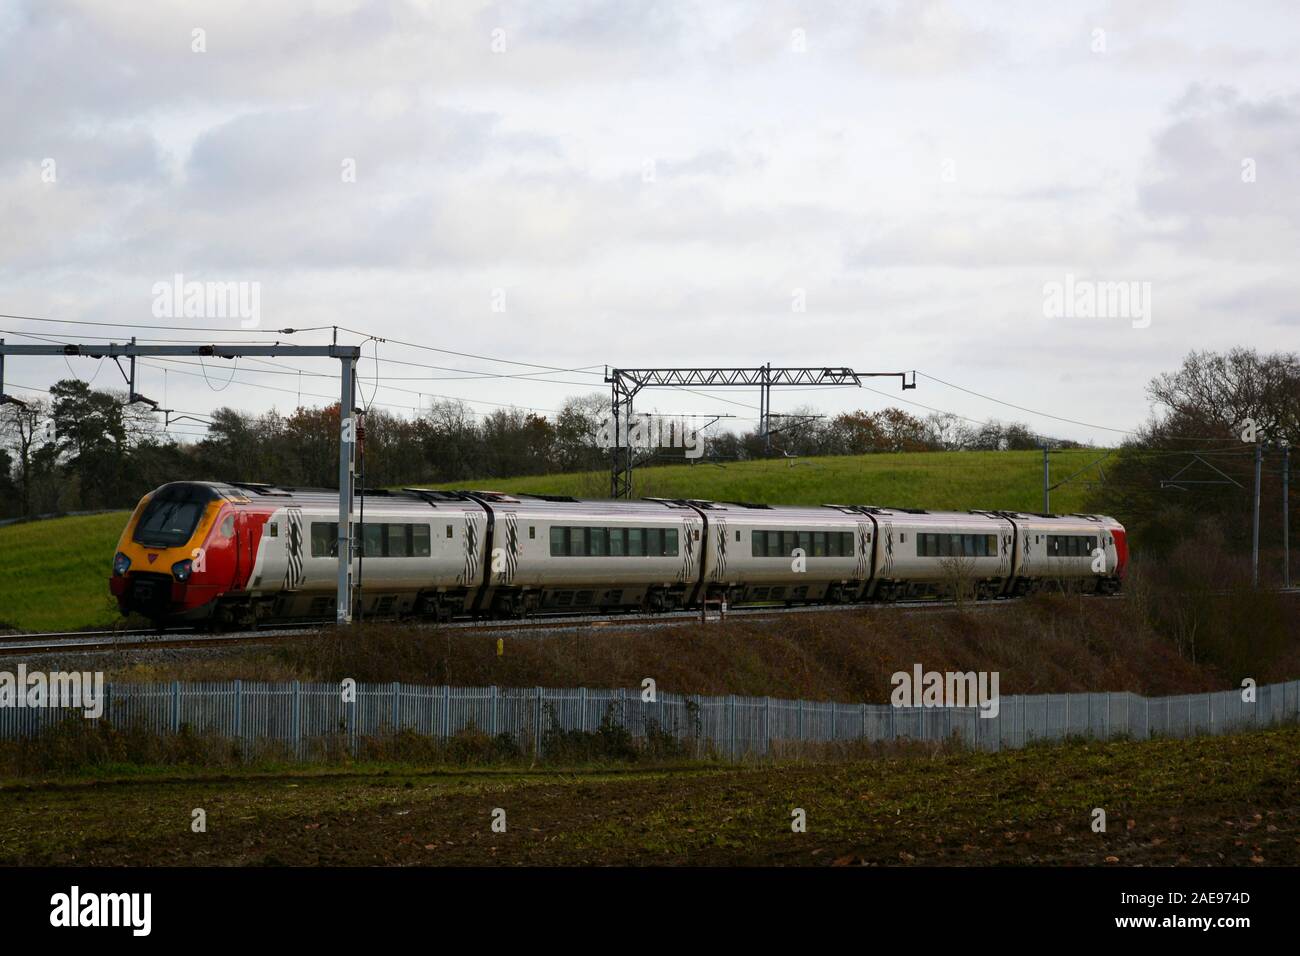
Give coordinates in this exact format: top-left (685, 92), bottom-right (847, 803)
top-left (604, 365), bottom-right (915, 498)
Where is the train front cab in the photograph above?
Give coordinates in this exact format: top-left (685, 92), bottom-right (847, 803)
top-left (109, 482), bottom-right (237, 625)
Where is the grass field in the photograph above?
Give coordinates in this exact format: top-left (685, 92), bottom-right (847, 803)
top-left (1, 726), bottom-right (1294, 866)
top-left (426, 448), bottom-right (1107, 512)
top-left (0, 511), bottom-right (129, 632)
top-left (0, 450), bottom-right (1108, 633)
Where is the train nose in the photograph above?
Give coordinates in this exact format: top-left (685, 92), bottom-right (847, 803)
top-left (110, 572), bottom-right (184, 620)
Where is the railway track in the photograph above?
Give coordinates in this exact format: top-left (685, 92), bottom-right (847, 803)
top-left (0, 597), bottom-right (1032, 657)
top-left (5, 586), bottom-right (1295, 657)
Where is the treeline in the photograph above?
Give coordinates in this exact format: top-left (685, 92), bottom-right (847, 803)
top-left (0, 380), bottom-right (1074, 519)
top-left (1083, 348), bottom-right (1299, 559)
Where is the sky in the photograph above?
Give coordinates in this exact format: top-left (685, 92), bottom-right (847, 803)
top-left (1, 0), bottom-right (1297, 447)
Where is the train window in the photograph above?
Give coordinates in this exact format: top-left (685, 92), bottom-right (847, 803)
top-left (361, 524), bottom-right (383, 558)
top-left (610, 528), bottom-right (628, 555)
top-left (568, 527), bottom-right (584, 556)
top-left (220, 515), bottom-right (235, 538)
top-left (629, 528), bottom-right (645, 556)
top-left (550, 527), bottom-right (566, 556)
top-left (133, 486), bottom-right (210, 548)
top-left (780, 531), bottom-right (796, 556)
top-left (797, 531), bottom-right (812, 555)
top-left (664, 529), bottom-right (679, 556)
top-left (589, 527), bottom-right (609, 556)
top-left (842, 532), bottom-right (854, 556)
top-left (413, 525), bottom-right (431, 557)
top-left (387, 524), bottom-right (409, 558)
top-left (764, 530), bottom-right (779, 556)
top-left (310, 522), bottom-right (338, 558)
top-left (751, 531), bottom-right (765, 556)
top-left (813, 532), bottom-right (827, 557)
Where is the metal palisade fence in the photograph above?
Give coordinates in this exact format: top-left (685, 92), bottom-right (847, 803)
top-left (1, 680), bottom-right (1298, 760)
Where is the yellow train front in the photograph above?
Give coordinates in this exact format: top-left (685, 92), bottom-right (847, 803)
top-left (109, 482), bottom-right (268, 627)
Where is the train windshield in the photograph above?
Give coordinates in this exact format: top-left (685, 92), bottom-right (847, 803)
top-left (133, 483), bottom-right (215, 548)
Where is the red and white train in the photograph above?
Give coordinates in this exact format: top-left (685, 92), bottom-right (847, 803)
top-left (109, 481), bottom-right (1128, 627)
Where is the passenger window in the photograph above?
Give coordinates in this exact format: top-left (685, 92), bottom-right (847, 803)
top-left (413, 525), bottom-right (431, 557)
top-left (220, 515), bottom-right (235, 537)
top-left (629, 528), bottom-right (645, 556)
top-left (550, 526), bottom-right (566, 556)
top-left (310, 522), bottom-right (338, 558)
top-left (362, 524), bottom-right (383, 558)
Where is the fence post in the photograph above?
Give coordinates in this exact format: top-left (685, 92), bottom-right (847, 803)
top-left (729, 695), bottom-right (737, 758)
top-left (861, 702), bottom-right (867, 743)
top-left (171, 680), bottom-right (180, 734)
top-left (349, 683), bottom-right (357, 756)
top-left (392, 681), bottom-right (400, 732)
top-left (442, 685), bottom-right (451, 740)
top-left (797, 698), bottom-right (803, 741)
top-left (292, 680), bottom-right (301, 757)
top-left (233, 679), bottom-right (242, 741)
top-left (534, 686), bottom-right (543, 757)
top-left (490, 685), bottom-right (498, 736)
top-left (765, 697), bottom-right (772, 756)
top-left (830, 702), bottom-right (837, 742)
top-left (103, 681), bottom-right (112, 726)
top-left (579, 687), bottom-right (587, 733)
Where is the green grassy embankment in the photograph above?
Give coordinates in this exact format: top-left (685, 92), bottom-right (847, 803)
top-left (425, 448), bottom-right (1105, 512)
top-left (0, 511), bottom-right (129, 632)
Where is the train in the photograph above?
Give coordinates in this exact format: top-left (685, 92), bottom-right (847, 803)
top-left (109, 480), bottom-right (1129, 627)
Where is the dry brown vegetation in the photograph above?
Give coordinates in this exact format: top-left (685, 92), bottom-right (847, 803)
top-left (94, 574), bottom-right (1300, 703)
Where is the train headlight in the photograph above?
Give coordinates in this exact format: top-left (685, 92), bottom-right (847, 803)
top-left (112, 552), bottom-right (131, 576)
top-left (172, 558), bottom-right (194, 582)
